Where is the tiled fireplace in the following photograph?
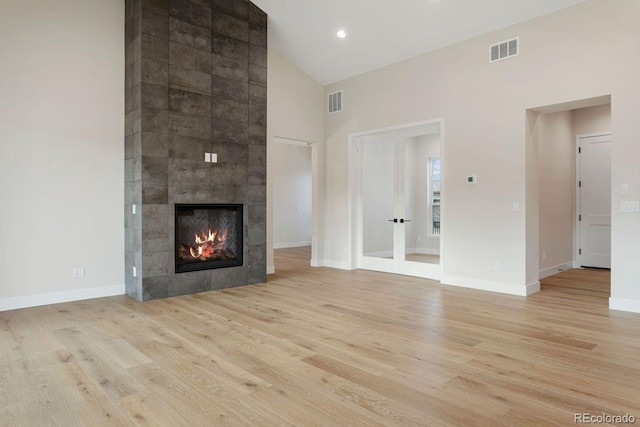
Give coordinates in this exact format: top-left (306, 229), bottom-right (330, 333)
top-left (124, 0), bottom-right (267, 301)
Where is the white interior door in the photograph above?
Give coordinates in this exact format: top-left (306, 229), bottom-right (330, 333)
top-left (357, 127), bottom-right (441, 280)
top-left (578, 133), bottom-right (611, 268)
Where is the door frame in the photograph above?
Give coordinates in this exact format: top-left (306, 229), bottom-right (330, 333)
top-left (574, 131), bottom-right (612, 268)
top-left (347, 118), bottom-right (445, 280)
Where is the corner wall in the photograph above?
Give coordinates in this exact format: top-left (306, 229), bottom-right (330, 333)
top-left (537, 111), bottom-right (574, 277)
top-left (266, 50), bottom-right (324, 272)
top-left (323, 0), bottom-right (640, 302)
top-left (0, 0), bottom-right (125, 310)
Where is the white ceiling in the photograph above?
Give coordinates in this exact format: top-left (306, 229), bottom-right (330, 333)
top-left (251, 0), bottom-right (588, 85)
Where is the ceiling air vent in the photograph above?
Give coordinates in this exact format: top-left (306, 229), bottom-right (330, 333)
top-left (328, 90), bottom-right (343, 114)
top-left (490, 37), bottom-right (519, 63)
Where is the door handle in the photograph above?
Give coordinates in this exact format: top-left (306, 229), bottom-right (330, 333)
top-left (400, 219), bottom-right (411, 223)
top-left (388, 219), bottom-right (398, 223)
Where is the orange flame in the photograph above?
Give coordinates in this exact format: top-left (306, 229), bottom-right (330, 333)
top-left (188, 229), bottom-right (228, 259)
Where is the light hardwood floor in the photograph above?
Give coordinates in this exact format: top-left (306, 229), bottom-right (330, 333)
top-left (1, 247), bottom-right (639, 426)
top-left (540, 267), bottom-right (610, 299)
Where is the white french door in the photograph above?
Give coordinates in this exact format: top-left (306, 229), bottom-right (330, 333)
top-left (356, 126), bottom-right (441, 280)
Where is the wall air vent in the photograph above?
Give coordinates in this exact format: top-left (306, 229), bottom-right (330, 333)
top-left (328, 90), bottom-right (343, 114)
top-left (490, 37), bottom-right (519, 63)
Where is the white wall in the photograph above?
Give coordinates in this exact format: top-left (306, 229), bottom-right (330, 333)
top-left (0, 0), bottom-right (125, 310)
top-left (538, 111), bottom-right (574, 275)
top-left (573, 104), bottom-right (611, 135)
top-left (267, 50), bottom-right (324, 272)
top-left (323, 0), bottom-right (640, 304)
top-left (272, 141), bottom-right (312, 248)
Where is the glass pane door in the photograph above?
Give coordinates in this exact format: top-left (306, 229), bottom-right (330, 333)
top-left (402, 135), bottom-right (440, 265)
top-left (357, 123), bottom-right (442, 281)
top-left (361, 136), bottom-right (396, 261)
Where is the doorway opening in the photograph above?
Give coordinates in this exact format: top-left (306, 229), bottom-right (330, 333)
top-left (527, 96), bottom-right (611, 300)
top-left (348, 119), bottom-right (444, 281)
top-left (271, 137), bottom-right (315, 273)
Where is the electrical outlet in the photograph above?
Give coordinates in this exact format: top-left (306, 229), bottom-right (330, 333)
top-left (133, 266), bottom-right (137, 277)
top-left (542, 251), bottom-right (547, 261)
top-left (494, 262), bottom-right (501, 272)
top-left (72, 267), bottom-right (85, 278)
top-left (513, 202), bottom-right (520, 212)
top-left (621, 184), bottom-right (629, 195)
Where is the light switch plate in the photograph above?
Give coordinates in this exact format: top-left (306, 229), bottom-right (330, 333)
top-left (621, 184), bottom-right (629, 195)
top-left (211, 153), bottom-right (218, 163)
top-left (621, 201), bottom-right (640, 212)
top-left (205, 152), bottom-right (211, 162)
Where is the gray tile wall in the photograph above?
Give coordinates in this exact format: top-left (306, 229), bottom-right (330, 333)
top-left (125, 0), bottom-right (267, 301)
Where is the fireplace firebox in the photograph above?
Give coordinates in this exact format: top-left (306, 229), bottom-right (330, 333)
top-left (175, 204), bottom-right (243, 273)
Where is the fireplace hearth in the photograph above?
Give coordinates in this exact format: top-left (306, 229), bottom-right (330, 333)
top-left (175, 204), bottom-right (243, 273)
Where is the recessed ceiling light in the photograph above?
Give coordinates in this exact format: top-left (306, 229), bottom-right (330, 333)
top-left (337, 30), bottom-right (346, 39)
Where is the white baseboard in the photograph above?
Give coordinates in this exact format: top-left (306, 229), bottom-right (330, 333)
top-left (326, 260), bottom-right (353, 270)
top-left (273, 241), bottom-right (312, 249)
top-left (539, 261), bottom-right (574, 279)
top-left (364, 249), bottom-right (440, 257)
top-left (310, 259), bottom-right (321, 267)
top-left (0, 284), bottom-right (125, 312)
top-left (267, 265), bottom-right (275, 275)
top-left (312, 259), bottom-right (354, 270)
top-left (527, 281), bottom-right (541, 295)
top-left (609, 297), bottom-right (640, 314)
top-left (441, 275), bottom-right (530, 296)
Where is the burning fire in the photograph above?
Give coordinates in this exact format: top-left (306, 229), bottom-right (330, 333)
top-left (188, 228), bottom-right (228, 259)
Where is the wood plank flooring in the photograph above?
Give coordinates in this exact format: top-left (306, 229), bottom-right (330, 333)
top-left (540, 268), bottom-right (610, 299)
top-left (1, 247), bottom-right (639, 426)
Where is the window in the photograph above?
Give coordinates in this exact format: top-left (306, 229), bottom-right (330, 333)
top-left (429, 158), bottom-right (441, 236)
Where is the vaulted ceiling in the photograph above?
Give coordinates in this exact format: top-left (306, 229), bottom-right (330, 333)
top-left (251, 0), bottom-right (588, 85)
